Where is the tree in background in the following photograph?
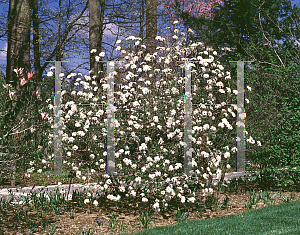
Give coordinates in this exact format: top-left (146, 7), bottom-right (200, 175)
top-left (89, 0), bottom-right (105, 87)
top-left (146, 0), bottom-right (158, 55)
top-left (0, 0), bottom-right (89, 172)
top-left (158, 0), bottom-right (224, 23)
top-left (31, 0), bottom-right (42, 99)
top-left (5, 0), bottom-right (31, 123)
top-left (172, 0), bottom-right (300, 179)
top-left (158, 0), bottom-right (224, 48)
top-left (1, 0), bottom-right (37, 172)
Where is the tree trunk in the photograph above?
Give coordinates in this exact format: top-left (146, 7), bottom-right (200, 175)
top-left (30, 0), bottom-right (43, 146)
top-left (146, 0), bottom-right (157, 55)
top-left (5, 0), bottom-right (31, 124)
top-left (139, 0), bottom-right (145, 43)
top-left (145, 0), bottom-right (157, 89)
top-left (89, 0), bottom-right (105, 87)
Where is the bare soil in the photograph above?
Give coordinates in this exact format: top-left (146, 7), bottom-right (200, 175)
top-left (0, 163), bottom-right (299, 234)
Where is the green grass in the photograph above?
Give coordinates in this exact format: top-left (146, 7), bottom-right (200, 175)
top-left (121, 200), bottom-right (300, 235)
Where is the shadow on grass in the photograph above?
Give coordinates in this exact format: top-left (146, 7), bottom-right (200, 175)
top-left (124, 200), bottom-right (300, 235)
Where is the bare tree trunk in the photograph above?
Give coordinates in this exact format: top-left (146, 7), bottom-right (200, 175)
top-left (30, 0), bottom-right (43, 146)
top-left (5, 0), bottom-right (31, 123)
top-left (89, 0), bottom-right (105, 87)
top-left (3, 0), bottom-right (32, 170)
top-left (31, 0), bottom-right (41, 84)
top-left (139, 0), bottom-right (145, 43)
top-left (146, 0), bottom-right (157, 55)
top-left (145, 0), bottom-right (157, 89)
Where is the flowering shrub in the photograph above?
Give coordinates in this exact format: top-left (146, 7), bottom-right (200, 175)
top-left (40, 24), bottom-right (260, 212)
top-left (0, 66), bottom-right (51, 173)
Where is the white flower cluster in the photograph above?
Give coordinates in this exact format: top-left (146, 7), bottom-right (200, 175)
top-left (35, 23), bottom-right (262, 215)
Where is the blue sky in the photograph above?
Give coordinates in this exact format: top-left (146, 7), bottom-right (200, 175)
top-left (0, 0), bottom-right (182, 89)
top-left (0, 0), bottom-right (299, 92)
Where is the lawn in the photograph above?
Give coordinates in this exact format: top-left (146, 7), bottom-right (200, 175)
top-left (122, 198), bottom-right (300, 235)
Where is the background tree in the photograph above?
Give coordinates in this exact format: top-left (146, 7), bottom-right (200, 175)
top-left (173, 0), bottom-right (300, 175)
top-left (146, 0), bottom-right (158, 54)
top-left (158, 0), bottom-right (224, 47)
top-left (89, 0), bottom-right (105, 87)
top-left (1, 0), bottom-right (38, 171)
top-left (5, 0), bottom-right (31, 123)
top-left (0, 0), bottom-right (90, 171)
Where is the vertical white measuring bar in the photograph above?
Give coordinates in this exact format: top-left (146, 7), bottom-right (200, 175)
top-left (107, 61), bottom-right (116, 176)
top-left (237, 61), bottom-right (245, 172)
top-left (184, 61), bottom-right (193, 175)
top-left (90, 59), bottom-right (123, 176)
top-left (229, 60), bottom-right (254, 172)
top-left (52, 60), bottom-right (70, 175)
top-left (54, 60), bottom-right (62, 175)
top-left (47, 59), bottom-right (70, 176)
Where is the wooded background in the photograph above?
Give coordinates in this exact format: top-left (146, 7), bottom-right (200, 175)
top-left (0, 0), bottom-right (299, 172)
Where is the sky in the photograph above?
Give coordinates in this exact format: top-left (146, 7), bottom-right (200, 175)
top-left (0, 0), bottom-right (177, 90)
top-left (0, 0), bottom-right (300, 93)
